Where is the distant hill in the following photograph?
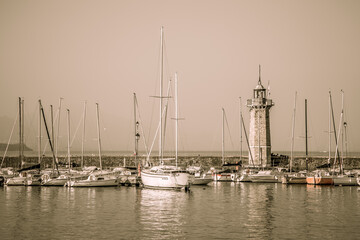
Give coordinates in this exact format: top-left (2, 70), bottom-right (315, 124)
top-left (0, 143), bottom-right (32, 151)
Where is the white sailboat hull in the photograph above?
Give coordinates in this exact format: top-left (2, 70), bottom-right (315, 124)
top-left (141, 170), bottom-right (190, 189)
top-left (249, 171), bottom-right (278, 183)
top-left (42, 178), bottom-right (68, 186)
top-left (191, 177), bottom-right (212, 185)
top-left (68, 179), bottom-right (118, 187)
top-left (5, 177), bottom-right (26, 186)
top-left (67, 174), bottom-right (119, 187)
top-left (333, 175), bottom-right (357, 186)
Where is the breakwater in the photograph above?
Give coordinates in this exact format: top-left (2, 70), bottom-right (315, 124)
top-left (2, 155), bottom-right (360, 171)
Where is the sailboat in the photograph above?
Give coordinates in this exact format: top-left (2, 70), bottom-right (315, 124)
top-left (42, 108), bottom-right (81, 186)
top-left (67, 103), bottom-right (119, 187)
top-left (332, 91), bottom-right (357, 186)
top-left (306, 98), bottom-right (333, 185)
top-left (5, 98), bottom-right (27, 186)
top-left (213, 108), bottom-right (234, 182)
top-left (141, 27), bottom-right (191, 190)
top-left (282, 92), bottom-right (307, 184)
top-left (6, 98), bottom-right (43, 186)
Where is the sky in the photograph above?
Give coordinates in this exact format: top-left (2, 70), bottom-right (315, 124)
top-left (1, 0), bottom-right (360, 155)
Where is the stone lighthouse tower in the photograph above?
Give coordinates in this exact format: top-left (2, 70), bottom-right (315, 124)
top-left (246, 66), bottom-right (274, 167)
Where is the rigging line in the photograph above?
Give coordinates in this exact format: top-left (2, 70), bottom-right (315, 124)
top-left (0, 113), bottom-right (18, 169)
top-left (162, 79), bottom-right (172, 151)
top-left (135, 96), bottom-right (149, 155)
top-left (40, 107), bottom-right (52, 159)
top-left (24, 101), bottom-right (38, 148)
top-left (147, 79), bottom-right (172, 160)
top-left (70, 112), bottom-right (83, 147)
top-left (224, 110), bottom-right (235, 150)
top-left (241, 114), bottom-right (255, 168)
top-left (146, 101), bottom-right (171, 161)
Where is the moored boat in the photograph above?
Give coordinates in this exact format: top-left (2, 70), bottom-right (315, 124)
top-left (306, 171), bottom-right (333, 185)
top-left (333, 174), bottom-right (358, 186)
top-left (281, 172), bottom-right (307, 184)
top-left (67, 172), bottom-right (119, 187)
top-left (5, 173), bottom-right (27, 186)
top-left (249, 170), bottom-right (278, 183)
top-left (141, 165), bottom-right (191, 190)
top-left (238, 169), bottom-right (258, 182)
top-left (24, 173), bottom-right (42, 186)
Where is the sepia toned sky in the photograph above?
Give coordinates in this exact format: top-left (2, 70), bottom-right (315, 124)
top-left (1, 0), bottom-right (360, 154)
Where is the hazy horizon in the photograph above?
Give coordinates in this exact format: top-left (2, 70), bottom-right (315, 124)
top-left (1, 0), bottom-right (360, 154)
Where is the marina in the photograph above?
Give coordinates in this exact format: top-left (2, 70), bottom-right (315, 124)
top-left (1, 1), bottom-right (360, 239)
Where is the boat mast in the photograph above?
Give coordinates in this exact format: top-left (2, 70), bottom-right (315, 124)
top-left (290, 92), bottom-right (297, 173)
top-left (174, 73), bottom-right (179, 168)
top-left (340, 90), bottom-right (344, 174)
top-left (81, 101), bottom-right (86, 169)
top-left (50, 105), bottom-right (55, 171)
top-left (39, 100), bottom-right (59, 174)
top-left (96, 103), bottom-right (102, 170)
top-left (55, 98), bottom-right (63, 164)
top-left (67, 109), bottom-right (71, 170)
top-left (159, 26), bottom-right (164, 165)
top-left (328, 92), bottom-right (331, 166)
top-left (333, 91), bottom-right (344, 175)
top-left (329, 91), bottom-right (341, 166)
top-left (38, 100), bottom-right (41, 164)
top-left (222, 108), bottom-right (225, 166)
top-left (341, 91), bottom-right (345, 168)
top-left (134, 93), bottom-right (140, 174)
top-left (239, 97), bottom-right (242, 163)
top-left (19, 97), bottom-right (23, 169)
top-left (305, 99), bottom-right (308, 171)
top-left (21, 99), bottom-right (24, 168)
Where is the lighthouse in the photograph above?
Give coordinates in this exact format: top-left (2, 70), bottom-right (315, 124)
top-left (246, 66), bottom-right (274, 167)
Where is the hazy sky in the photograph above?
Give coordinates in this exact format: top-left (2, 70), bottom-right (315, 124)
top-left (1, 0), bottom-right (360, 154)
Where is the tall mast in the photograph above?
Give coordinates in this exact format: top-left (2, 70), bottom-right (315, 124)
top-left (18, 97), bottom-right (22, 168)
top-left (329, 92), bottom-right (341, 163)
top-left (39, 100), bottom-right (59, 174)
top-left (134, 93), bottom-right (140, 173)
top-left (55, 98), bottom-right (63, 164)
top-left (305, 99), bottom-right (308, 171)
top-left (290, 92), bottom-right (297, 173)
top-left (175, 73), bottom-right (179, 168)
top-left (222, 108), bottom-right (225, 165)
top-left (67, 109), bottom-right (71, 170)
top-left (333, 91), bottom-right (344, 175)
top-left (50, 105), bottom-right (55, 170)
top-left (96, 103), bottom-right (102, 170)
top-left (344, 121), bottom-right (348, 158)
top-left (21, 99), bottom-right (24, 168)
top-left (159, 26), bottom-right (164, 165)
top-left (328, 92), bottom-right (331, 166)
top-left (340, 90), bottom-right (344, 174)
top-left (239, 97), bottom-right (242, 163)
top-left (38, 100), bottom-right (41, 164)
top-left (81, 101), bottom-right (86, 169)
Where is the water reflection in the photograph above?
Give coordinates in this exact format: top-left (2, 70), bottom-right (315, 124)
top-left (1, 183), bottom-right (360, 239)
top-left (137, 189), bottom-right (189, 239)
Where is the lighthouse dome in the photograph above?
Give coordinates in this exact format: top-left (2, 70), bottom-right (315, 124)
top-left (255, 82), bottom-right (265, 90)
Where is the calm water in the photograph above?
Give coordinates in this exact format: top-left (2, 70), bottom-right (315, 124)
top-left (1, 183), bottom-right (359, 240)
